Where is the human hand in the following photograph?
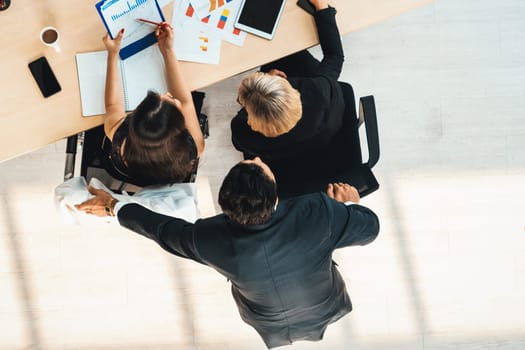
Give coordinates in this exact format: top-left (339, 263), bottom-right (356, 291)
top-left (326, 183), bottom-right (360, 203)
top-left (309, 0), bottom-right (329, 11)
top-left (267, 69), bottom-right (287, 79)
top-left (156, 22), bottom-right (174, 55)
top-left (103, 29), bottom-right (124, 57)
top-left (74, 186), bottom-right (117, 217)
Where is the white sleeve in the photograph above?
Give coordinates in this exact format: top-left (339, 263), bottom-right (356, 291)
top-left (113, 201), bottom-right (131, 216)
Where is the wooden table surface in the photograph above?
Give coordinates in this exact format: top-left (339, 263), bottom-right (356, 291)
top-left (0, 0), bottom-right (434, 162)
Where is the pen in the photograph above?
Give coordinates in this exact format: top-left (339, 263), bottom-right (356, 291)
top-left (136, 18), bottom-right (173, 29)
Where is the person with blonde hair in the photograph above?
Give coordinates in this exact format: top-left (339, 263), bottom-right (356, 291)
top-left (231, 0), bottom-right (344, 161)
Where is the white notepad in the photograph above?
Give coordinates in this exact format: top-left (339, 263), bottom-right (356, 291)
top-left (76, 45), bottom-right (168, 117)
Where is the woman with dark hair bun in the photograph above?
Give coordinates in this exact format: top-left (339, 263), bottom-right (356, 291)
top-left (102, 23), bottom-right (204, 186)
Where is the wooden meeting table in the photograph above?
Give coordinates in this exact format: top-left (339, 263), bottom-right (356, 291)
top-left (0, 0), bottom-right (433, 162)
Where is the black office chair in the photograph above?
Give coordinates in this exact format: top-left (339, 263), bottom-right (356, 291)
top-left (259, 82), bottom-right (380, 199)
top-left (64, 91), bottom-right (209, 192)
top-left (64, 124), bottom-right (157, 193)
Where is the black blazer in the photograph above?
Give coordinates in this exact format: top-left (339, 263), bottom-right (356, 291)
top-left (231, 7), bottom-right (345, 161)
top-left (118, 192), bottom-right (379, 348)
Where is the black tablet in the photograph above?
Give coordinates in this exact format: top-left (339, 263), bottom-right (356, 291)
top-left (234, 0), bottom-right (287, 40)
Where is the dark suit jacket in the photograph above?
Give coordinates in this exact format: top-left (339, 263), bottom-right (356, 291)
top-left (118, 192), bottom-right (379, 348)
top-left (231, 7), bottom-right (345, 161)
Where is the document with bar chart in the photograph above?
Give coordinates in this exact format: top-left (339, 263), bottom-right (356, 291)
top-left (173, 0), bottom-right (246, 47)
top-left (96, 0), bottom-right (165, 59)
top-left (172, 17), bottom-right (221, 64)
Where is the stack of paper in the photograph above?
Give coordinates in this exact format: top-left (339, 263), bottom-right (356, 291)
top-left (172, 0), bottom-right (247, 64)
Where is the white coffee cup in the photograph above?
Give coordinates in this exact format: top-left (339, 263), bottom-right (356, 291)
top-left (40, 26), bottom-right (61, 52)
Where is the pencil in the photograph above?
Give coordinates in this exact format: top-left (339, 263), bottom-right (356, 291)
top-left (137, 18), bottom-right (162, 26)
top-left (136, 18), bottom-right (173, 29)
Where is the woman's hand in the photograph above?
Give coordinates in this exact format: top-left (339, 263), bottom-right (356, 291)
top-left (75, 186), bottom-right (117, 217)
top-left (156, 22), bottom-right (174, 55)
top-left (267, 69), bottom-right (287, 79)
top-left (103, 29), bottom-right (124, 57)
top-left (309, 0), bottom-right (329, 11)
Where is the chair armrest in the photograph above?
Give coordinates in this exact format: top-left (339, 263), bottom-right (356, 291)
top-left (64, 134), bottom-right (78, 181)
top-left (359, 96), bottom-right (380, 168)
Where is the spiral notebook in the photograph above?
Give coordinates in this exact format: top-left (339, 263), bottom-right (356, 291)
top-left (76, 45), bottom-right (167, 117)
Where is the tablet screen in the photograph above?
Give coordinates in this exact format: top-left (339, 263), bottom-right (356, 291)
top-left (236, 0), bottom-right (286, 36)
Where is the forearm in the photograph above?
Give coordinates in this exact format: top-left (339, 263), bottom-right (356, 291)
top-left (162, 50), bottom-right (192, 104)
top-left (104, 53), bottom-right (125, 136)
top-left (118, 203), bottom-right (173, 243)
top-left (322, 190), bottom-right (379, 249)
top-left (105, 54), bottom-right (124, 110)
top-left (314, 7), bottom-right (344, 79)
top-left (163, 50), bottom-right (205, 155)
top-left (117, 203), bottom-right (202, 261)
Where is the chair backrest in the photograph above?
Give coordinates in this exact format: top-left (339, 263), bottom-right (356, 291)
top-left (263, 82), bottom-right (380, 199)
top-left (79, 125), bottom-right (143, 192)
top-left (65, 91), bottom-right (208, 191)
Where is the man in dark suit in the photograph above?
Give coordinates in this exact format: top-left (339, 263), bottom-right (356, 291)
top-left (76, 157), bottom-right (380, 348)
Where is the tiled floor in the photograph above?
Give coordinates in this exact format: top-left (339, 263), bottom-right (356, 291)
top-left (1, 0), bottom-right (525, 349)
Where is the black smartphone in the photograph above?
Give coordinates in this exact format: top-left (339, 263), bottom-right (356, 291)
top-left (28, 56), bottom-right (61, 98)
top-left (297, 0), bottom-right (315, 15)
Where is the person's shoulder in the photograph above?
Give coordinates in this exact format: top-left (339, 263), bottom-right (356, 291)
top-left (231, 108), bottom-right (248, 127)
top-left (193, 214), bottom-right (229, 232)
top-left (230, 108), bottom-right (271, 154)
top-left (191, 214), bottom-right (238, 253)
top-left (231, 109), bottom-right (255, 136)
top-left (277, 193), bottom-right (336, 226)
top-left (293, 76), bottom-right (336, 100)
top-left (284, 192), bottom-right (333, 211)
top-left (296, 78), bottom-right (340, 124)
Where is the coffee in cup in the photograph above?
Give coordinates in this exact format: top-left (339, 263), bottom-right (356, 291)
top-left (40, 26), bottom-right (61, 52)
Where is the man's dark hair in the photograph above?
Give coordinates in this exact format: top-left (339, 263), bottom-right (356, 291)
top-left (219, 162), bottom-right (277, 226)
top-left (124, 91), bottom-right (198, 185)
